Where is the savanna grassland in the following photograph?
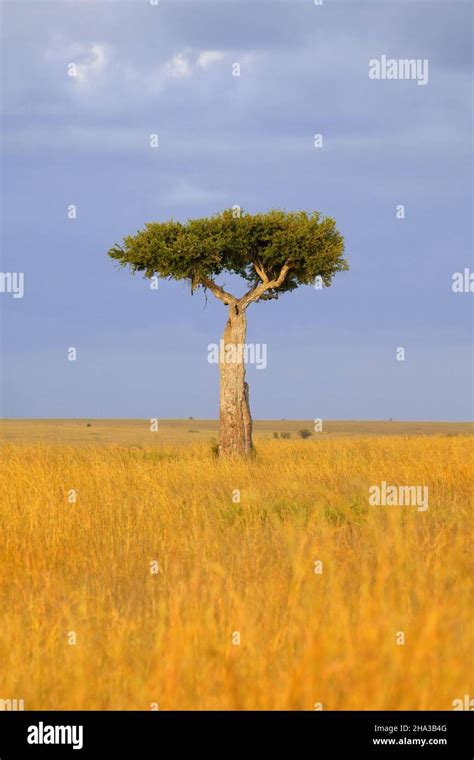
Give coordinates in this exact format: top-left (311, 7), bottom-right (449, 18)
top-left (0, 420), bottom-right (472, 710)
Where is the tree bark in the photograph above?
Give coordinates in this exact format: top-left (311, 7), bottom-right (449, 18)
top-left (219, 304), bottom-right (253, 457)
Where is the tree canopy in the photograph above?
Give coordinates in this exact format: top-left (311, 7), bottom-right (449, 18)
top-left (108, 208), bottom-right (347, 306)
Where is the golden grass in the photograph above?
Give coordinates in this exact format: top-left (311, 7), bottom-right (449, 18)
top-left (1, 418), bottom-right (472, 446)
top-left (0, 434), bottom-right (472, 710)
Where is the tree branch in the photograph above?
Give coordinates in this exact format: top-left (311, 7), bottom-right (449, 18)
top-left (199, 275), bottom-right (237, 306)
top-left (239, 263), bottom-right (291, 308)
top-left (253, 260), bottom-right (268, 283)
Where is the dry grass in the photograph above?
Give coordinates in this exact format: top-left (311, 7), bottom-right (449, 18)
top-left (1, 418), bottom-right (472, 446)
top-left (0, 432), bottom-right (472, 710)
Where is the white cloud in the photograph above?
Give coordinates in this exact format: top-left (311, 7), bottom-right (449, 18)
top-left (45, 40), bottom-right (108, 88)
top-left (44, 39), bottom-right (229, 100)
top-left (161, 52), bottom-right (192, 80)
top-left (197, 50), bottom-right (225, 69)
top-left (145, 49), bottom-right (227, 93)
top-left (160, 50), bottom-right (224, 82)
top-left (75, 43), bottom-right (108, 85)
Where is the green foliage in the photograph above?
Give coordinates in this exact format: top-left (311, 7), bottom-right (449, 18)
top-left (298, 429), bottom-right (312, 439)
top-left (108, 208), bottom-right (347, 301)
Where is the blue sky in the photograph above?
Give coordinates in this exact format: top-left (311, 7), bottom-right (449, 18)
top-left (1, 0), bottom-right (472, 420)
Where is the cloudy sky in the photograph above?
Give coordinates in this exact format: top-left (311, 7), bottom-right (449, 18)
top-left (1, 0), bottom-right (472, 420)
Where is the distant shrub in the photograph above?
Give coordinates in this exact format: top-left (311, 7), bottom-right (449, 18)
top-left (280, 432), bottom-right (291, 440)
top-left (273, 432), bottom-right (279, 439)
top-left (187, 429), bottom-right (199, 433)
top-left (210, 438), bottom-right (219, 457)
top-left (298, 429), bottom-right (312, 439)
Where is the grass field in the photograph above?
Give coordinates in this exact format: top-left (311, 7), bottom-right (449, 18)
top-left (1, 418), bottom-right (472, 446)
top-left (0, 420), bottom-right (472, 710)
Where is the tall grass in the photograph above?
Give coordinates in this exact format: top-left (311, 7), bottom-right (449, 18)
top-left (0, 436), bottom-right (471, 709)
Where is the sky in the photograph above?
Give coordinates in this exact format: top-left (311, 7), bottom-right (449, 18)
top-left (0, 0), bottom-right (472, 421)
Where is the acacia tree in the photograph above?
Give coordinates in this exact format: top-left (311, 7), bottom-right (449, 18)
top-left (108, 209), bottom-right (347, 457)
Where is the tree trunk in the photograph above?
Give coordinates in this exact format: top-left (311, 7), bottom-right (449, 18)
top-left (219, 305), bottom-right (253, 457)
